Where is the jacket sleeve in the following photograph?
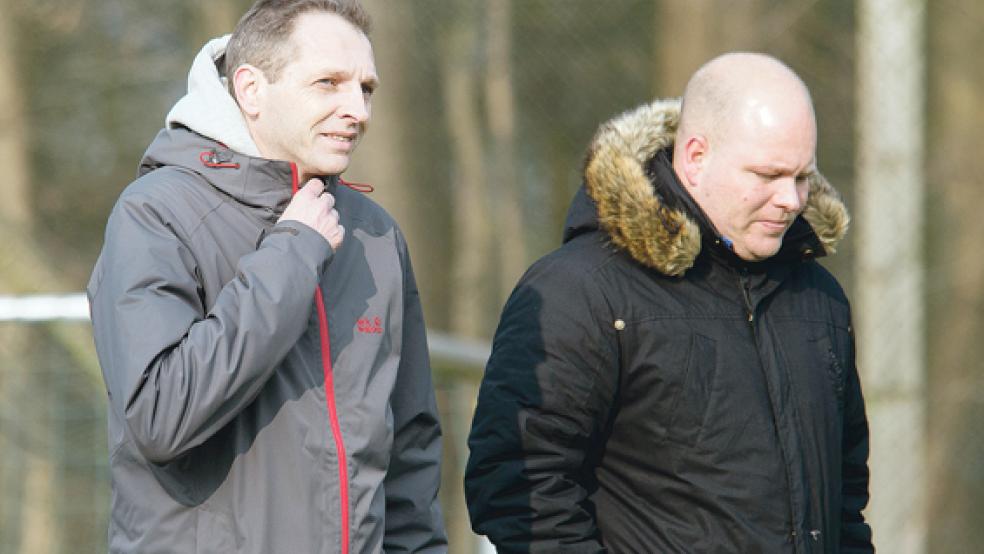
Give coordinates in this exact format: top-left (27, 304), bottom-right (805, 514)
top-left (383, 231), bottom-right (448, 553)
top-left (840, 324), bottom-right (874, 552)
top-left (465, 256), bottom-right (617, 553)
top-left (88, 190), bottom-right (333, 464)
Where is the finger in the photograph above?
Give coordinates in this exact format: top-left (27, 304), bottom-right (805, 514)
top-left (299, 179), bottom-right (325, 198)
top-left (314, 194), bottom-right (334, 214)
top-left (327, 209), bottom-right (340, 225)
top-left (321, 192), bottom-right (336, 210)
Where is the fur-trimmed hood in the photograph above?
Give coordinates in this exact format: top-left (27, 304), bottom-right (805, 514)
top-left (571, 98), bottom-right (849, 276)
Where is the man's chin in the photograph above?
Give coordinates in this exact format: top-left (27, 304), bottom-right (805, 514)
top-left (736, 238), bottom-right (783, 262)
top-left (750, 244), bottom-right (783, 261)
top-left (309, 155), bottom-right (351, 176)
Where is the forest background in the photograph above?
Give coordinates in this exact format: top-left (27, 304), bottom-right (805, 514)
top-left (0, 1), bottom-right (980, 552)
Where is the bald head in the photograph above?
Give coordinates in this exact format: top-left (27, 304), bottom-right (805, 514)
top-left (671, 53), bottom-right (820, 262)
top-left (675, 52), bottom-right (815, 151)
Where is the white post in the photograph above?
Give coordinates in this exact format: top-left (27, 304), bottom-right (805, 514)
top-left (856, 0), bottom-right (927, 552)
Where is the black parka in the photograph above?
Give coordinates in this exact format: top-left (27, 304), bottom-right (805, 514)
top-left (465, 99), bottom-right (872, 553)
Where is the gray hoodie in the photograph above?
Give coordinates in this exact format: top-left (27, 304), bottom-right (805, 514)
top-left (87, 36), bottom-right (447, 553)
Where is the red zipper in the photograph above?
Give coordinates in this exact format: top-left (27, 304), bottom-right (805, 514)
top-left (291, 164), bottom-right (350, 554)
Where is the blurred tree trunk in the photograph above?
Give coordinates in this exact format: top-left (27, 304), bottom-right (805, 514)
top-left (0, 0), bottom-right (30, 227)
top-left (926, 2), bottom-right (984, 552)
top-left (350, 1), bottom-right (453, 331)
top-left (856, 0), bottom-right (928, 552)
top-left (654, 0), bottom-right (762, 95)
top-left (350, 0), bottom-right (415, 242)
top-left (0, 4), bottom-right (101, 552)
top-left (484, 0), bottom-right (526, 301)
top-left (654, 0), bottom-right (715, 94)
top-left (0, 0), bottom-right (99, 370)
top-left (438, 3), bottom-right (492, 549)
top-left (441, 2), bottom-right (493, 341)
top-left (0, 4), bottom-right (49, 552)
top-left (193, 0), bottom-right (240, 41)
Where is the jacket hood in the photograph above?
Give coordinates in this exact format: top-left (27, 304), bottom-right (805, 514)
top-left (165, 35), bottom-right (261, 158)
top-left (138, 126), bottom-right (325, 217)
top-left (573, 98), bottom-right (849, 277)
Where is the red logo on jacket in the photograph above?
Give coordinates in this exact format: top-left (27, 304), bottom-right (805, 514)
top-left (357, 316), bottom-right (383, 334)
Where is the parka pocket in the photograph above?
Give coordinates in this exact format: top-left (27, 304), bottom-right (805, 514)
top-left (814, 334), bottom-right (847, 413)
top-left (665, 333), bottom-right (718, 448)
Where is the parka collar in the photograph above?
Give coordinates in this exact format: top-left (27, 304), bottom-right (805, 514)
top-left (570, 98), bottom-right (850, 277)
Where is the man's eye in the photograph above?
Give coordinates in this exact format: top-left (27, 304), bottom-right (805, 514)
top-left (318, 78), bottom-right (338, 87)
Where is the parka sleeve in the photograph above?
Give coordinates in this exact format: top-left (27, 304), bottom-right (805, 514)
top-left (88, 188), bottom-right (333, 464)
top-left (465, 255), bottom-right (617, 553)
top-left (382, 230), bottom-right (448, 553)
top-left (839, 324), bottom-right (874, 552)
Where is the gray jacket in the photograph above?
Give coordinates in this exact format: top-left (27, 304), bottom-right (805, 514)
top-left (87, 36), bottom-right (446, 554)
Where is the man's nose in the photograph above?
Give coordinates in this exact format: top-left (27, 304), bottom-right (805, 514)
top-left (339, 86), bottom-right (370, 123)
top-left (774, 176), bottom-right (805, 213)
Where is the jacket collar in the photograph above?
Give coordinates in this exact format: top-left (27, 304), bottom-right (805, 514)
top-left (572, 98), bottom-right (850, 277)
top-left (137, 126), bottom-right (339, 220)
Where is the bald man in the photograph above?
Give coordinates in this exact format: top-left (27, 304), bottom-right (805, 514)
top-left (465, 53), bottom-right (873, 553)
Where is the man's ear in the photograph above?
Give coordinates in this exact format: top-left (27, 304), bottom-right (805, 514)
top-left (681, 134), bottom-right (709, 187)
top-left (233, 63), bottom-right (265, 117)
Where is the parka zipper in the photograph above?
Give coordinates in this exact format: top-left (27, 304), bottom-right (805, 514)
top-left (292, 164), bottom-right (350, 554)
top-left (737, 268), bottom-right (799, 549)
top-left (739, 269), bottom-right (755, 324)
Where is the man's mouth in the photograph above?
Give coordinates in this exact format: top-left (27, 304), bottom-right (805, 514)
top-left (324, 132), bottom-right (356, 143)
top-left (759, 220), bottom-right (791, 232)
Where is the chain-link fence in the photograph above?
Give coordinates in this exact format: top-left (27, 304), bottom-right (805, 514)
top-left (0, 320), bottom-right (108, 553)
top-left (0, 298), bottom-right (492, 553)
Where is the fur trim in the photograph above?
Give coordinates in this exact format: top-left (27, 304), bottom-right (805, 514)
top-left (583, 98), bottom-right (849, 275)
top-left (803, 171), bottom-right (850, 255)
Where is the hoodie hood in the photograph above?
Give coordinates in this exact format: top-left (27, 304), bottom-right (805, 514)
top-left (573, 98), bottom-right (849, 277)
top-left (146, 36), bottom-right (340, 217)
top-left (165, 35), bottom-right (261, 158)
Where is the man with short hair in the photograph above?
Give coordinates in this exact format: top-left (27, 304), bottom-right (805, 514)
top-left (465, 53), bottom-right (873, 552)
top-left (88, 1), bottom-right (447, 552)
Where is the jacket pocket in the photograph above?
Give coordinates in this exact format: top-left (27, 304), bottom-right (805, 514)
top-left (665, 333), bottom-right (718, 448)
